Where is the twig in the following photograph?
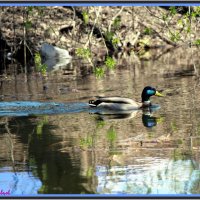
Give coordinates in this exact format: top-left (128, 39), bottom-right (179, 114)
top-left (98, 24), bottom-right (109, 55)
top-left (145, 7), bottom-right (164, 21)
top-left (138, 21), bottom-right (177, 46)
top-left (108, 7), bottom-right (124, 32)
top-left (132, 31), bottom-right (141, 46)
top-left (84, 6), bottom-right (101, 48)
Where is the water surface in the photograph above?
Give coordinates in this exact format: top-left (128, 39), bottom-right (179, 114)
top-left (1, 47), bottom-right (200, 195)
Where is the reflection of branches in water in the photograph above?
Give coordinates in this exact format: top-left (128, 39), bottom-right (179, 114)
top-left (26, 128), bottom-right (35, 175)
top-left (115, 45), bottom-right (178, 66)
top-left (4, 117), bottom-right (30, 171)
top-left (12, 172), bottom-right (19, 195)
top-left (5, 118), bottom-right (16, 173)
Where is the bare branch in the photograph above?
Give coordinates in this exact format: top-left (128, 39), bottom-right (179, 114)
top-left (108, 7), bottom-right (124, 32)
top-left (84, 6), bottom-right (102, 48)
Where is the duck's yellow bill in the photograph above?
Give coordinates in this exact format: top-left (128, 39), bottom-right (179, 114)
top-left (155, 91), bottom-right (164, 97)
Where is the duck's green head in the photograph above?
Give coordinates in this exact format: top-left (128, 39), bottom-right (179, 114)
top-left (141, 86), bottom-right (164, 102)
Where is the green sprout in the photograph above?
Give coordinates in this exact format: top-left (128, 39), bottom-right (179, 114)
top-left (194, 39), bottom-right (200, 45)
top-left (112, 37), bottom-right (120, 48)
top-left (96, 120), bottom-right (106, 129)
top-left (169, 31), bottom-right (181, 42)
top-left (105, 56), bottom-right (116, 70)
top-left (169, 6), bottom-right (177, 16)
top-left (82, 11), bottom-right (89, 25)
top-left (36, 116), bottom-right (48, 135)
top-left (105, 31), bottom-right (114, 42)
top-left (162, 14), bottom-right (168, 21)
top-left (107, 127), bottom-right (117, 143)
top-left (34, 52), bottom-right (47, 76)
top-left (80, 136), bottom-right (93, 148)
top-left (144, 27), bottom-right (153, 35)
top-left (25, 20), bottom-right (32, 29)
top-left (75, 48), bottom-right (91, 59)
top-left (94, 67), bottom-right (105, 78)
top-left (112, 16), bottom-right (121, 30)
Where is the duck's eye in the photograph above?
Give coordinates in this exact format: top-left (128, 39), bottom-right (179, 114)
top-left (147, 89), bottom-right (155, 95)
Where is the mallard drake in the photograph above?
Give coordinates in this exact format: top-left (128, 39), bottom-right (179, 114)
top-left (89, 86), bottom-right (164, 111)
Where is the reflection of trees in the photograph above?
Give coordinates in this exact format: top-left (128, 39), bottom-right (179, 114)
top-left (29, 128), bottom-right (92, 194)
top-left (0, 116), bottom-right (93, 194)
top-left (0, 117), bottom-right (28, 169)
top-left (4, 118), bottom-right (15, 166)
top-left (190, 174), bottom-right (200, 194)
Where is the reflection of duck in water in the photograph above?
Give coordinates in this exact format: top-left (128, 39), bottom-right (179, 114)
top-left (142, 111), bottom-right (162, 128)
top-left (95, 109), bottom-right (162, 128)
top-left (89, 86), bottom-right (164, 114)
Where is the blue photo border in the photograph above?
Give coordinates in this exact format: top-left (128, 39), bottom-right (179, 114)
top-left (0, 2), bottom-right (200, 199)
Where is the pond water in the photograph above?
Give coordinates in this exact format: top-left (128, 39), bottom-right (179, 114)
top-left (1, 47), bottom-right (200, 196)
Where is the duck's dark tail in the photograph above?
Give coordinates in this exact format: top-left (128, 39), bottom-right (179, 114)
top-left (89, 99), bottom-right (101, 107)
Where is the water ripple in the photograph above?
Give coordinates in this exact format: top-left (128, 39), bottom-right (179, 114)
top-left (0, 101), bottom-right (90, 116)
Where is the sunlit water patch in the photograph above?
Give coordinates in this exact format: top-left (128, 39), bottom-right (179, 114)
top-left (96, 158), bottom-right (200, 194)
top-left (0, 166), bottom-right (42, 195)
